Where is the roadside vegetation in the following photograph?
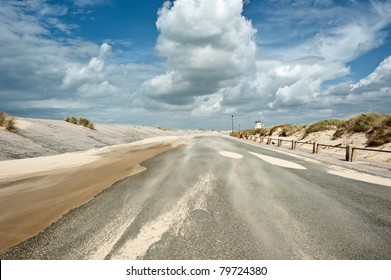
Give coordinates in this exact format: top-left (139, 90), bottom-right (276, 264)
top-left (0, 112), bottom-right (16, 132)
top-left (65, 116), bottom-right (95, 130)
top-left (230, 113), bottom-right (391, 147)
top-left (302, 119), bottom-right (344, 138)
top-left (155, 125), bottom-right (169, 131)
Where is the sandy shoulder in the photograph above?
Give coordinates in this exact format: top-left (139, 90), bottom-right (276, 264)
top-left (0, 136), bottom-right (186, 254)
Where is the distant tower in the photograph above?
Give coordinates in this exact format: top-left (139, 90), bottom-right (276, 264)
top-left (254, 110), bottom-right (264, 129)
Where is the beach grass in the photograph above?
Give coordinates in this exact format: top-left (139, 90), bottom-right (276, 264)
top-left (0, 112), bottom-right (16, 132)
top-left (231, 113), bottom-right (391, 147)
top-left (65, 116), bottom-right (95, 130)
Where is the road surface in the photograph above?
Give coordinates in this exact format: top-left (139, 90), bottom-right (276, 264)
top-left (1, 136), bottom-right (390, 259)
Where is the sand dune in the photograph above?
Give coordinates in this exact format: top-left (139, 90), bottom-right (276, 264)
top-left (0, 116), bottom-right (204, 161)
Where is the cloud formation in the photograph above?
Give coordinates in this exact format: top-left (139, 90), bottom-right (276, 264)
top-left (143, 0), bottom-right (257, 105)
top-left (0, 0), bottom-right (159, 123)
top-left (0, 0), bottom-right (390, 129)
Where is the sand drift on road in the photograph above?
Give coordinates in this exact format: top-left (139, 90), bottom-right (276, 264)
top-left (0, 135), bottom-right (197, 253)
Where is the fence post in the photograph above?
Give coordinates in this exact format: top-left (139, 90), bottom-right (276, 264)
top-left (267, 138), bottom-right (271, 145)
top-left (312, 141), bottom-right (318, 154)
top-left (278, 139), bottom-right (281, 147)
top-left (346, 145), bottom-right (354, 162)
top-left (291, 140), bottom-right (295, 150)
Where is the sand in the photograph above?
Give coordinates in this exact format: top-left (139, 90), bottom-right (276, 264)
top-left (0, 136), bottom-right (187, 253)
top-left (0, 117), bottom-right (204, 161)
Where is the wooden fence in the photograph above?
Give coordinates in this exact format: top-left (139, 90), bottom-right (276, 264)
top-left (245, 136), bottom-right (391, 162)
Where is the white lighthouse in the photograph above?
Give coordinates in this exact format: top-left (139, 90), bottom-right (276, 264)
top-left (255, 110), bottom-right (264, 129)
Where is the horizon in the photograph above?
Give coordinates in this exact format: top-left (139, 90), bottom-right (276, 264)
top-left (1, 0), bottom-right (390, 130)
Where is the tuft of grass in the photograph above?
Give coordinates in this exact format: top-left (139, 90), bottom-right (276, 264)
top-left (0, 112), bottom-right (16, 132)
top-left (366, 115), bottom-right (391, 147)
top-left (0, 112), bottom-right (6, 126)
top-left (78, 117), bottom-right (95, 129)
top-left (156, 125), bottom-right (169, 131)
top-left (65, 116), bottom-right (95, 129)
top-left (269, 123), bottom-right (304, 137)
top-left (65, 116), bottom-right (78, 125)
top-left (303, 119), bottom-right (343, 138)
top-left (333, 113), bottom-right (387, 139)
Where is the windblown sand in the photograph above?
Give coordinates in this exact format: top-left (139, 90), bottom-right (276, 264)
top-left (0, 137), bottom-right (185, 253)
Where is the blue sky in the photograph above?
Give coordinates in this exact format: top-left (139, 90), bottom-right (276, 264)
top-left (0, 0), bottom-right (390, 129)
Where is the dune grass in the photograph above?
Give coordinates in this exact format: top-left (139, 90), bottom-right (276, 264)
top-left (302, 119), bottom-right (343, 139)
top-left (333, 113), bottom-right (387, 139)
top-left (365, 115), bottom-right (391, 147)
top-left (0, 112), bottom-right (16, 132)
top-left (65, 116), bottom-right (95, 130)
top-left (231, 113), bottom-right (390, 147)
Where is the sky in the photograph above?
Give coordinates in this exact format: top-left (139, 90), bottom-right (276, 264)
top-left (0, 0), bottom-right (390, 129)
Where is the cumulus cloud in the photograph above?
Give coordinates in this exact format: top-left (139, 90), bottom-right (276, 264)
top-left (217, 0), bottom-right (391, 123)
top-left (143, 0), bottom-right (257, 105)
top-left (351, 55), bottom-right (391, 93)
top-left (142, 0), bottom-right (391, 125)
top-left (61, 43), bottom-right (111, 89)
top-left (0, 0), bottom-right (158, 123)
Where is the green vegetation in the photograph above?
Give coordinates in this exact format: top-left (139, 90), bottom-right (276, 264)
top-left (64, 116), bottom-right (78, 124)
top-left (65, 116), bottom-right (95, 130)
top-left (271, 123), bottom-right (306, 137)
top-left (303, 119), bottom-right (343, 138)
top-left (155, 125), bottom-right (169, 131)
top-left (0, 112), bottom-right (16, 132)
top-left (230, 113), bottom-right (391, 147)
top-left (333, 113), bottom-right (388, 139)
top-left (77, 117), bottom-right (95, 129)
top-left (365, 115), bottom-right (391, 147)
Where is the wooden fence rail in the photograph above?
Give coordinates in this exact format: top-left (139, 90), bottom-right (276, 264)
top-left (245, 136), bottom-right (391, 162)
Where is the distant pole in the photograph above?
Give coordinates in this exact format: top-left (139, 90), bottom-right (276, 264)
top-left (231, 115), bottom-right (234, 133)
top-left (239, 124), bottom-right (240, 130)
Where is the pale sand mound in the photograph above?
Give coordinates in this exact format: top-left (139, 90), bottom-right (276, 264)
top-left (0, 117), bottom-right (202, 161)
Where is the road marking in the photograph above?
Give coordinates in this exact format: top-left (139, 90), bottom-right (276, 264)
top-left (219, 151), bottom-right (243, 159)
top-left (328, 168), bottom-right (391, 187)
top-left (249, 151), bottom-right (306, 170)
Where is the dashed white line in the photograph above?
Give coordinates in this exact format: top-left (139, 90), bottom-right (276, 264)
top-left (249, 151), bottom-right (306, 170)
top-left (219, 151), bottom-right (244, 159)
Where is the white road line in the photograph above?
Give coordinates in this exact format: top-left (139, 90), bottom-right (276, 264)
top-left (328, 168), bottom-right (391, 187)
top-left (219, 151), bottom-right (243, 159)
top-left (249, 151), bottom-right (306, 170)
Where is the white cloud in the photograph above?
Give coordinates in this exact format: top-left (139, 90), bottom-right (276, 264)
top-left (351, 55), bottom-right (391, 93)
top-left (61, 43), bottom-right (111, 89)
top-left (143, 0), bottom-right (257, 105)
top-left (0, 0), bottom-right (390, 129)
top-left (72, 0), bottom-right (108, 7)
top-left (0, 1), bottom-right (159, 123)
top-left (143, 0), bottom-right (391, 124)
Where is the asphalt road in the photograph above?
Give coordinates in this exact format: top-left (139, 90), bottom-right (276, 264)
top-left (1, 136), bottom-right (391, 259)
